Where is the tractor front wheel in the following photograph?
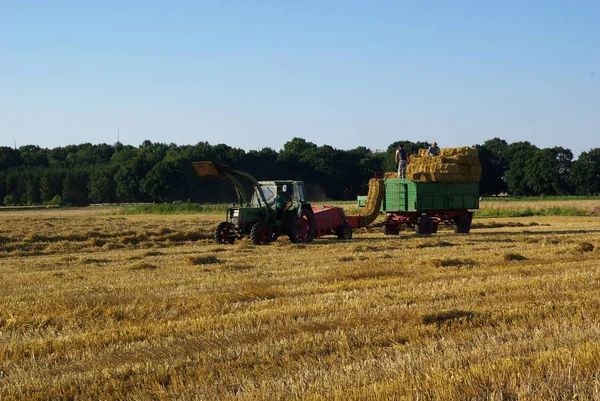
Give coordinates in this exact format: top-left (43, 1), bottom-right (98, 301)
top-left (288, 208), bottom-right (316, 244)
top-left (251, 222), bottom-right (272, 245)
top-left (215, 222), bottom-right (235, 244)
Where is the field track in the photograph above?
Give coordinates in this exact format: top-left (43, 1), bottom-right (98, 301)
top-left (1, 206), bottom-right (600, 400)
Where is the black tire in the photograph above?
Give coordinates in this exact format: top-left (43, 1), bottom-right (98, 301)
top-left (415, 216), bottom-right (432, 235)
top-left (287, 208), bottom-right (316, 244)
top-left (250, 222), bottom-right (272, 245)
top-left (381, 224), bottom-right (400, 235)
top-left (454, 214), bottom-right (471, 234)
top-left (336, 224), bottom-right (353, 240)
top-left (214, 222), bottom-right (235, 244)
top-left (431, 221), bottom-right (439, 234)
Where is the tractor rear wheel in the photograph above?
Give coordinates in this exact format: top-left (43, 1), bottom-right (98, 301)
top-left (250, 222), bottom-right (272, 245)
top-left (215, 222), bottom-right (235, 244)
top-left (415, 216), bottom-right (433, 235)
top-left (288, 208), bottom-right (316, 244)
top-left (453, 214), bottom-right (471, 234)
top-left (336, 224), bottom-right (353, 240)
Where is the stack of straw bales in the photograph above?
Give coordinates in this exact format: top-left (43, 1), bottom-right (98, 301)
top-left (406, 147), bottom-right (481, 183)
top-left (359, 178), bottom-right (385, 225)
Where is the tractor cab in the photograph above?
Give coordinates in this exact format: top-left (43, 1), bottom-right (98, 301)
top-left (251, 181), bottom-right (307, 208)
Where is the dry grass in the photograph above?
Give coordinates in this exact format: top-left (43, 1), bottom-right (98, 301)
top-left (1, 209), bottom-right (600, 400)
top-left (480, 199), bottom-right (600, 214)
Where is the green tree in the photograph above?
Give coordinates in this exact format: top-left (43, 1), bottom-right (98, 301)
top-left (114, 165), bottom-right (142, 202)
top-left (24, 170), bottom-right (42, 205)
top-left (524, 147), bottom-right (573, 195)
top-left (19, 145), bottom-right (48, 167)
top-left (0, 170), bottom-right (5, 206)
top-left (62, 170), bottom-right (90, 206)
top-left (477, 138), bottom-right (509, 195)
top-left (88, 165), bottom-right (118, 203)
top-left (72, 143), bottom-right (115, 165)
top-left (572, 148), bottom-right (600, 195)
top-left (504, 142), bottom-right (538, 196)
top-left (48, 147), bottom-right (68, 168)
top-left (40, 170), bottom-right (66, 203)
top-left (277, 138), bottom-right (317, 164)
top-left (0, 147), bottom-right (22, 169)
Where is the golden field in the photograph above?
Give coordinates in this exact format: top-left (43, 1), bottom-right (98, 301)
top-left (1, 203), bottom-right (600, 400)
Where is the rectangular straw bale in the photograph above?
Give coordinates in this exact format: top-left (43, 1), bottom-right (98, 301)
top-left (405, 146), bottom-right (480, 183)
top-left (470, 165), bottom-right (482, 174)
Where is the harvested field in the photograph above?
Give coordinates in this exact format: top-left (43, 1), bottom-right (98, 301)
top-left (1, 207), bottom-right (600, 400)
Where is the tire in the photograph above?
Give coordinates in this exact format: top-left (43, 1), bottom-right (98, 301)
top-left (250, 222), bottom-right (272, 245)
top-left (336, 224), bottom-right (353, 240)
top-left (381, 224), bottom-right (400, 235)
top-left (453, 214), bottom-right (471, 234)
top-left (287, 208), bottom-right (316, 244)
top-left (214, 222), bottom-right (235, 244)
top-left (415, 216), bottom-right (432, 235)
top-left (431, 221), bottom-right (439, 234)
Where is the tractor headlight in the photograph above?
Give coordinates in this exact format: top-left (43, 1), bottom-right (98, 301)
top-left (230, 210), bottom-right (239, 225)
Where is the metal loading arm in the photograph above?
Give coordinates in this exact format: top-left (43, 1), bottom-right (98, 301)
top-left (191, 161), bottom-right (270, 207)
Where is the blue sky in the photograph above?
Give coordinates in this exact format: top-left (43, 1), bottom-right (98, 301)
top-left (1, 1), bottom-right (598, 157)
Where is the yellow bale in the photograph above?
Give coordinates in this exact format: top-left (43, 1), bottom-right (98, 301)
top-left (405, 146), bottom-right (480, 183)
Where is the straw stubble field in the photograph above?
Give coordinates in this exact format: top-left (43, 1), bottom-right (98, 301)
top-left (1, 205), bottom-right (600, 400)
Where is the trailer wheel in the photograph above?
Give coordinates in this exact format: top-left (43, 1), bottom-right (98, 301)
top-left (288, 208), bottom-right (316, 244)
top-left (250, 222), bottom-right (272, 245)
top-left (415, 216), bottom-right (433, 235)
top-left (382, 225), bottom-right (400, 235)
top-left (454, 214), bottom-right (471, 234)
top-left (215, 222), bottom-right (235, 244)
top-left (431, 221), bottom-right (439, 234)
top-left (336, 224), bottom-right (353, 240)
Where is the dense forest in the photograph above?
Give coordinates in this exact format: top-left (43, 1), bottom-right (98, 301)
top-left (1, 137), bottom-right (599, 206)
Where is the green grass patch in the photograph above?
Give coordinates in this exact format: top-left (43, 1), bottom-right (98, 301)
top-left (475, 207), bottom-right (588, 218)
top-left (114, 202), bottom-right (229, 215)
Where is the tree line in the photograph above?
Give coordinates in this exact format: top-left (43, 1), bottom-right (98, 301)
top-left (0, 137), bottom-right (599, 206)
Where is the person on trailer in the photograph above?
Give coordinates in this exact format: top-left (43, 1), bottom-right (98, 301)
top-left (428, 141), bottom-right (440, 156)
top-left (395, 143), bottom-right (408, 178)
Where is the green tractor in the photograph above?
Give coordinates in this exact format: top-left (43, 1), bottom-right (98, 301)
top-left (192, 161), bottom-right (316, 245)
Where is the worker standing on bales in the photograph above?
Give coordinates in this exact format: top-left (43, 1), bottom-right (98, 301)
top-left (395, 144), bottom-right (408, 178)
top-left (428, 141), bottom-right (440, 156)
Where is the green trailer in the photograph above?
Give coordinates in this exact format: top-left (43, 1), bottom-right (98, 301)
top-left (359, 178), bottom-right (480, 235)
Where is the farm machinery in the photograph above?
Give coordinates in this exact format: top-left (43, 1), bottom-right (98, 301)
top-left (192, 162), bottom-right (382, 245)
top-left (355, 146), bottom-right (481, 236)
top-left (357, 179), bottom-right (479, 235)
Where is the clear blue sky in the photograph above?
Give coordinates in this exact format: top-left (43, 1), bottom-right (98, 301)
top-left (1, 1), bottom-right (598, 157)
